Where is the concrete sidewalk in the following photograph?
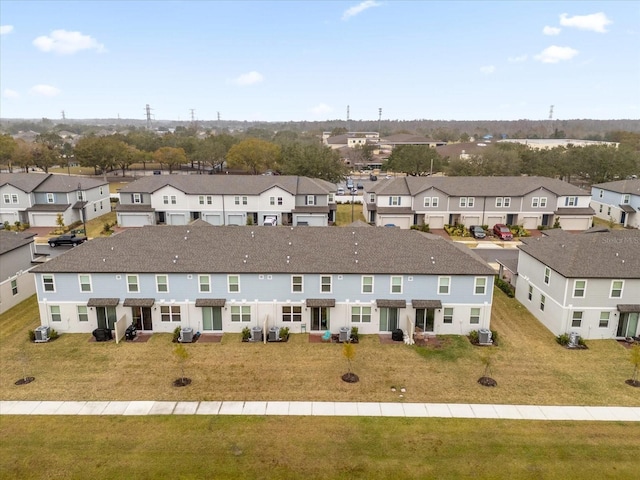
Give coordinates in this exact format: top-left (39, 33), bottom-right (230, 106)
top-left (2, 400), bottom-right (639, 421)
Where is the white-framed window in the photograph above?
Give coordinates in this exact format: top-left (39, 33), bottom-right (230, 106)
top-left (532, 197), bottom-right (539, 208)
top-left (156, 274), bottom-right (169, 293)
top-left (459, 197), bottom-right (475, 208)
top-left (540, 197), bottom-right (547, 207)
top-left (198, 275), bottom-right (210, 293)
top-left (160, 305), bottom-right (181, 322)
top-left (573, 280), bottom-right (586, 298)
top-left (470, 308), bottom-right (480, 324)
top-left (163, 195), bottom-right (169, 205)
top-left (3, 194), bottom-right (10, 203)
top-left (389, 196), bottom-right (401, 206)
top-left (199, 195), bottom-right (205, 205)
top-left (599, 312), bottom-right (610, 328)
top-left (133, 193), bottom-right (142, 204)
top-left (423, 197), bottom-right (439, 208)
top-left (431, 197), bottom-right (439, 207)
top-left (127, 275), bottom-right (139, 293)
top-left (460, 197), bottom-right (467, 207)
top-left (351, 306), bottom-right (372, 323)
top-left (544, 267), bottom-right (550, 285)
top-left (306, 195), bottom-right (315, 206)
top-left (50, 305), bottom-right (61, 322)
top-left (474, 277), bottom-right (487, 295)
top-left (528, 285), bottom-right (533, 301)
top-left (269, 197), bottom-right (275, 205)
top-left (228, 275), bottom-right (240, 293)
top-left (207, 196), bottom-right (213, 205)
top-left (438, 276), bottom-right (450, 295)
top-left (76, 191), bottom-right (86, 201)
top-left (496, 197), bottom-right (510, 207)
top-left (230, 305), bottom-right (251, 322)
top-left (362, 276), bottom-right (374, 294)
top-left (610, 280), bottom-right (624, 298)
top-left (320, 275), bottom-right (332, 293)
top-left (277, 197), bottom-right (283, 205)
top-left (390, 276), bottom-right (403, 294)
top-left (282, 305), bottom-right (302, 322)
top-left (540, 294), bottom-right (546, 311)
top-left (234, 196), bottom-right (247, 205)
top-left (607, 206), bottom-right (611, 215)
top-left (171, 195), bottom-right (177, 205)
top-left (565, 196), bottom-right (578, 207)
top-left (599, 205), bottom-right (603, 213)
top-left (443, 307), bottom-right (453, 324)
top-left (292, 275), bottom-right (303, 293)
top-left (598, 189), bottom-right (603, 198)
top-left (46, 193), bottom-right (55, 203)
top-left (11, 279), bottom-right (18, 295)
top-left (11, 194), bottom-right (18, 203)
top-left (77, 305), bottom-right (89, 322)
top-left (99, 186), bottom-right (104, 195)
top-left (43, 275), bottom-right (55, 292)
top-left (78, 274), bottom-right (92, 293)
top-left (622, 194), bottom-right (630, 204)
top-left (571, 311), bottom-right (583, 328)
top-left (369, 194), bottom-right (375, 203)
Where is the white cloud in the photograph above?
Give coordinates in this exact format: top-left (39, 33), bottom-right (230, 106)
top-left (480, 65), bottom-right (495, 75)
top-left (33, 29), bottom-right (105, 54)
top-left (310, 103), bottom-right (333, 115)
top-left (29, 84), bottom-right (61, 97)
top-left (559, 12), bottom-right (612, 33)
top-left (543, 26), bottom-right (561, 36)
top-left (234, 71), bottom-right (264, 86)
top-left (0, 25), bottom-right (14, 35)
top-left (342, 1), bottom-right (382, 21)
top-left (534, 45), bottom-right (579, 63)
top-left (3, 89), bottom-right (20, 99)
top-left (508, 54), bottom-right (528, 62)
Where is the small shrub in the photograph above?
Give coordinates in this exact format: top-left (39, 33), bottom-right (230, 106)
top-left (495, 278), bottom-right (515, 297)
top-left (481, 224), bottom-right (488, 231)
top-left (553, 217), bottom-right (561, 229)
top-left (241, 326), bottom-right (251, 341)
top-left (556, 333), bottom-right (569, 346)
top-left (246, 217), bottom-right (254, 226)
top-left (28, 330), bottom-right (35, 342)
top-left (350, 326), bottom-right (359, 342)
top-left (410, 223), bottom-right (430, 232)
top-left (490, 329), bottom-right (499, 345)
top-left (3, 221), bottom-right (9, 230)
top-left (468, 330), bottom-right (479, 345)
top-left (279, 326), bottom-right (290, 339)
top-left (49, 329), bottom-right (59, 340)
top-left (172, 326), bottom-right (181, 343)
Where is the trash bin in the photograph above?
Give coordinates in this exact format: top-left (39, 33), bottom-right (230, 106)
top-left (391, 329), bottom-right (404, 341)
top-left (339, 327), bottom-right (350, 343)
top-left (251, 326), bottom-right (263, 342)
top-left (268, 326), bottom-right (280, 342)
top-left (125, 324), bottom-right (137, 341)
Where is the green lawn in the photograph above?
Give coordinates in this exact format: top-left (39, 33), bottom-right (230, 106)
top-left (335, 203), bottom-right (366, 225)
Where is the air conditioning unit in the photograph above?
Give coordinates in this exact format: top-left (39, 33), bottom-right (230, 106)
top-left (34, 326), bottom-right (50, 343)
top-left (179, 327), bottom-right (193, 343)
top-left (339, 327), bottom-right (350, 343)
top-left (479, 328), bottom-right (492, 344)
top-left (251, 326), bottom-right (263, 342)
top-left (268, 327), bottom-right (280, 342)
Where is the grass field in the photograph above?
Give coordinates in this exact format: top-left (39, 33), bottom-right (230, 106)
top-left (335, 203), bottom-right (366, 225)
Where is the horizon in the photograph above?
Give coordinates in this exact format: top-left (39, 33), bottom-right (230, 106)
top-left (1, 1), bottom-right (639, 122)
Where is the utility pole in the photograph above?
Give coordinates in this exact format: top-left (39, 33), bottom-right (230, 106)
top-left (347, 105), bottom-right (350, 132)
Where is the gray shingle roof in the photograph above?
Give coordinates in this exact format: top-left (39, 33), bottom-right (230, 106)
top-left (118, 175), bottom-right (335, 196)
top-left (0, 230), bottom-right (35, 255)
top-left (35, 175), bottom-right (107, 192)
top-left (592, 179), bottom-right (640, 195)
top-left (32, 224), bottom-right (495, 276)
top-left (0, 173), bottom-right (49, 192)
top-left (518, 229), bottom-right (640, 278)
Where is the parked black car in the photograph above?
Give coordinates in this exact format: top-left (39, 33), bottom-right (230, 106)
top-left (48, 234), bottom-right (87, 247)
top-left (469, 225), bottom-right (486, 239)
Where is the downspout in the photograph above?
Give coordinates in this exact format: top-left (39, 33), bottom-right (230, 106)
top-left (221, 195), bottom-right (226, 225)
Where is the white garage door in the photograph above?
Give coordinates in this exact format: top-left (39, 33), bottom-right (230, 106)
top-left (522, 217), bottom-right (539, 229)
top-left (295, 215), bottom-right (325, 226)
top-left (380, 216), bottom-right (412, 229)
top-left (228, 214), bottom-right (244, 226)
top-left (463, 216), bottom-right (480, 227)
top-left (120, 214), bottom-right (150, 227)
top-left (560, 217), bottom-right (590, 231)
top-left (426, 215), bottom-right (445, 229)
top-left (30, 213), bottom-right (59, 227)
top-left (203, 214), bottom-right (222, 226)
top-left (487, 216), bottom-right (502, 228)
top-left (168, 214), bottom-right (187, 225)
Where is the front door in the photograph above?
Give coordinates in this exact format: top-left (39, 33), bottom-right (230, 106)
top-left (380, 308), bottom-right (399, 332)
top-left (617, 312), bottom-right (639, 338)
top-left (311, 307), bottom-right (329, 331)
top-left (415, 308), bottom-right (435, 333)
top-left (96, 306), bottom-right (117, 330)
top-left (202, 307), bottom-right (223, 331)
top-left (132, 306), bottom-right (153, 331)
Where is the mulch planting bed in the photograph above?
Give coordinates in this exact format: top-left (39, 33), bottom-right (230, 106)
top-left (193, 334), bottom-right (222, 343)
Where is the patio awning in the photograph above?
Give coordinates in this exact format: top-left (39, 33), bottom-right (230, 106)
top-left (376, 299), bottom-right (407, 308)
top-left (617, 304), bottom-right (640, 313)
top-left (123, 298), bottom-right (155, 308)
top-left (195, 298), bottom-right (226, 307)
top-left (306, 299), bottom-right (336, 307)
top-left (411, 300), bottom-right (443, 309)
top-left (619, 204), bottom-right (636, 214)
top-left (87, 298), bottom-right (119, 307)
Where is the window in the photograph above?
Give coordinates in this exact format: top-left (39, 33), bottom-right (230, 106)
top-left (11, 279), bottom-right (18, 295)
top-left (171, 195), bottom-right (177, 205)
top-left (277, 197), bottom-right (283, 205)
top-left (77, 305), bottom-right (89, 322)
top-left (460, 197), bottom-right (467, 207)
top-left (230, 305), bottom-right (251, 322)
top-left (532, 197), bottom-right (539, 208)
top-left (50, 305), bottom-right (61, 322)
top-left (228, 275), bottom-right (240, 293)
top-left (369, 194), bottom-right (375, 203)
top-left (207, 196), bottom-right (213, 205)
top-left (598, 189), bottom-right (603, 198)
top-left (156, 275), bottom-right (168, 293)
top-left (607, 206), bottom-right (611, 216)
top-left (79, 274), bottom-right (92, 293)
top-left (443, 307), bottom-right (453, 324)
top-left (459, 197), bottom-right (475, 208)
top-left (390, 276), bottom-right (402, 294)
top-left (199, 195), bottom-right (205, 205)
top-left (610, 280), bottom-right (623, 298)
top-left (571, 311), bottom-right (583, 328)
top-left (11, 194), bottom-right (18, 203)
top-left (474, 277), bottom-right (486, 295)
top-left (565, 196), bottom-right (578, 206)
top-left (127, 275), bottom-right (139, 293)
top-left (424, 197), bottom-right (431, 208)
top-left (573, 280), bottom-right (586, 298)
top-left (234, 196), bottom-right (247, 205)
top-left (599, 205), bottom-right (603, 213)
top-left (362, 276), bottom-right (373, 294)
top-left (282, 305), bottom-right (302, 322)
top-left (423, 197), bottom-right (439, 208)
top-left (76, 191), bottom-right (86, 201)
top-left (540, 295), bottom-right (546, 311)
top-left (163, 195), bottom-right (169, 205)
top-left (2, 194), bottom-right (10, 203)
top-left (160, 305), bottom-right (181, 322)
top-left (320, 275), bottom-right (332, 293)
top-left (599, 312), bottom-right (610, 328)
top-left (306, 195), bottom-right (315, 206)
top-left (99, 186), bottom-right (104, 195)
top-left (470, 308), bottom-right (480, 324)
top-left (528, 285), bottom-right (533, 301)
top-left (540, 197), bottom-right (547, 207)
top-left (388, 196), bottom-right (401, 206)
top-left (269, 196), bottom-right (275, 205)
top-left (292, 275), bottom-right (303, 293)
top-left (544, 267), bottom-right (550, 285)
top-left (133, 193), bottom-right (142, 204)
top-left (199, 275), bottom-right (210, 293)
top-left (431, 197), bottom-right (439, 207)
top-left (328, 193), bottom-right (334, 203)
top-left (43, 275), bottom-right (55, 292)
top-left (438, 276), bottom-right (450, 295)
top-left (496, 197), bottom-right (511, 208)
top-left (46, 193), bottom-right (55, 203)
top-left (351, 306), bottom-right (372, 323)
top-left (622, 194), bottom-right (630, 204)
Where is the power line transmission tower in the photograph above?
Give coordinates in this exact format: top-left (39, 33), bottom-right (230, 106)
top-left (61, 110), bottom-right (66, 121)
top-left (378, 107), bottom-right (382, 134)
top-left (347, 105), bottom-right (350, 132)
top-left (145, 104), bottom-right (153, 130)
top-left (548, 105), bottom-right (554, 120)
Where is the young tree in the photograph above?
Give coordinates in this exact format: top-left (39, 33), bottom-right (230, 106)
top-left (341, 341), bottom-right (359, 383)
top-left (628, 344), bottom-right (640, 388)
top-left (173, 343), bottom-right (190, 386)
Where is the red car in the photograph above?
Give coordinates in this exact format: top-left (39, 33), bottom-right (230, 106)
top-left (493, 224), bottom-right (513, 240)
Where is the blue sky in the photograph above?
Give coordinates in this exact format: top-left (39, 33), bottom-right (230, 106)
top-left (1, 1), bottom-right (638, 122)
